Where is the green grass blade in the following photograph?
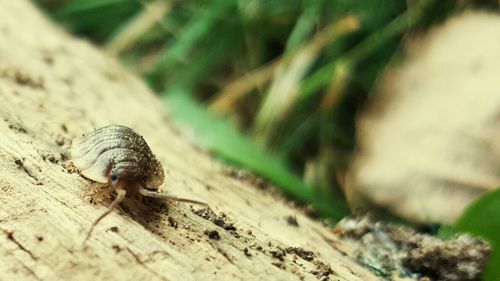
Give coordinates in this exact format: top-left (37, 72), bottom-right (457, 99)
top-left (54, 0), bottom-right (133, 16)
top-left (53, 0), bottom-right (141, 40)
top-left (298, 0), bottom-right (434, 100)
top-left (149, 0), bottom-right (236, 77)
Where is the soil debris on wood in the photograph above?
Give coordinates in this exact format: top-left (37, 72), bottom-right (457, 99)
top-left (55, 135), bottom-right (65, 146)
top-left (285, 247), bottom-right (315, 262)
top-left (60, 124), bottom-right (68, 133)
top-left (8, 123), bottom-right (27, 133)
top-left (335, 215), bottom-right (491, 280)
top-left (270, 247), bottom-right (286, 261)
top-left (0, 67), bottom-right (44, 89)
top-left (311, 260), bottom-right (334, 280)
top-left (192, 207), bottom-right (239, 237)
top-left (112, 244), bottom-right (121, 253)
top-left (167, 216), bottom-right (178, 229)
top-left (243, 247), bottom-right (252, 257)
top-left (41, 153), bottom-right (58, 164)
top-left (108, 226), bottom-right (119, 233)
top-left (40, 151), bottom-right (68, 165)
top-left (399, 231), bottom-right (490, 281)
top-left (204, 229), bottom-right (221, 240)
top-left (286, 215), bottom-right (299, 227)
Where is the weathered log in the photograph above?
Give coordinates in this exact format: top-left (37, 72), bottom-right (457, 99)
top-left (0, 1), bottom-right (379, 280)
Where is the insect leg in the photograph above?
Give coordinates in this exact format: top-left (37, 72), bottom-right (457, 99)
top-left (138, 187), bottom-right (208, 207)
top-left (82, 188), bottom-right (126, 246)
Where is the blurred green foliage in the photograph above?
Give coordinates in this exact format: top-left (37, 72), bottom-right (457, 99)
top-left (38, 0), bottom-right (490, 222)
top-left (165, 90), bottom-right (349, 220)
top-left (53, 0), bottom-right (142, 39)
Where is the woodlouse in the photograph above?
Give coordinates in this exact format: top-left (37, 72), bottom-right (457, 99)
top-left (71, 125), bottom-right (206, 244)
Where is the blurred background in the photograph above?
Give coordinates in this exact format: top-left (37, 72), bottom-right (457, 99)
top-left (31, 0), bottom-right (500, 223)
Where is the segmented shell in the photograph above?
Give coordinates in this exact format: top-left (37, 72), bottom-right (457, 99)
top-left (71, 125), bottom-right (164, 187)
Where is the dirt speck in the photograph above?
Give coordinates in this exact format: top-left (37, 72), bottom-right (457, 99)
top-left (270, 247), bottom-right (286, 261)
top-left (304, 205), bottom-right (318, 219)
top-left (108, 226), bottom-right (119, 233)
top-left (8, 123), bottom-right (27, 133)
top-left (55, 135), bottom-right (65, 146)
top-left (193, 208), bottom-right (239, 237)
top-left (311, 260), bottom-right (333, 279)
top-left (0, 68), bottom-right (44, 89)
top-left (168, 216), bottom-right (178, 229)
top-left (43, 55), bottom-right (54, 65)
top-left (60, 152), bottom-right (69, 161)
top-left (204, 229), bottom-right (220, 240)
top-left (112, 244), bottom-right (121, 253)
top-left (285, 247), bottom-right (315, 262)
top-left (41, 152), bottom-right (61, 164)
top-left (286, 215), bottom-right (299, 227)
top-left (62, 162), bottom-right (79, 174)
top-left (243, 247), bottom-right (252, 257)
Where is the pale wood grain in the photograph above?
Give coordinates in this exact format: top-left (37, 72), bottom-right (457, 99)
top-left (0, 1), bottom-right (380, 280)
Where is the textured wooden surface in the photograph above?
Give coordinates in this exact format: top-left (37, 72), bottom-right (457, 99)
top-left (0, 1), bottom-right (380, 280)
